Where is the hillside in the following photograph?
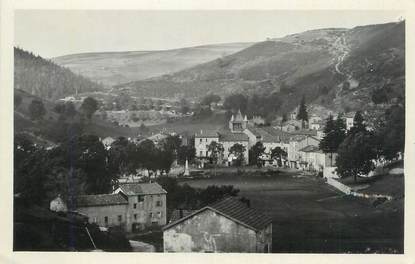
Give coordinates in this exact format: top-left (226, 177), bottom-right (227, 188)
top-left (117, 22), bottom-right (404, 113)
top-left (14, 47), bottom-right (105, 100)
top-left (52, 43), bottom-right (252, 86)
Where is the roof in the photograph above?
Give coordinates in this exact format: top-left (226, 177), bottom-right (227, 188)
top-left (195, 130), bottom-right (219, 138)
top-left (219, 132), bottom-right (249, 142)
top-left (288, 129), bottom-right (318, 136)
top-left (117, 182), bottom-right (167, 196)
top-left (148, 133), bottom-right (168, 141)
top-left (299, 145), bottom-right (320, 153)
top-left (168, 209), bottom-right (196, 224)
top-left (234, 109), bottom-right (244, 122)
top-left (164, 197), bottom-right (273, 232)
top-left (76, 193), bottom-right (128, 207)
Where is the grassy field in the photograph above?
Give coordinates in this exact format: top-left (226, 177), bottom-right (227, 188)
top-left (180, 171), bottom-right (404, 253)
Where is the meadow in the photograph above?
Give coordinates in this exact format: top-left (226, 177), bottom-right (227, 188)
top-left (181, 171), bottom-right (404, 253)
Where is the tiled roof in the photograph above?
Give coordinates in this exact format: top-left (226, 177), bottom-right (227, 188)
top-left (288, 129), bottom-right (318, 136)
top-left (195, 130), bottom-right (219, 138)
top-left (299, 145), bottom-right (320, 153)
top-left (118, 182), bottom-right (167, 196)
top-left (76, 193), bottom-right (128, 207)
top-left (234, 109), bottom-right (244, 122)
top-left (219, 132), bottom-right (249, 142)
top-left (164, 197), bottom-right (273, 231)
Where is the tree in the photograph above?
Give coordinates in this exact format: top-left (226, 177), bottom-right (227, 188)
top-left (229, 143), bottom-right (246, 166)
top-left (374, 105), bottom-right (405, 160)
top-left (28, 99), bottom-right (46, 121)
top-left (201, 94), bottom-right (221, 107)
top-left (223, 94), bottom-right (248, 114)
top-left (296, 95), bottom-right (308, 123)
top-left (64, 102), bottom-right (77, 119)
top-left (249, 142), bottom-right (266, 167)
top-left (137, 139), bottom-right (158, 174)
top-left (54, 103), bottom-right (66, 114)
top-left (336, 131), bottom-right (377, 182)
top-left (349, 111), bottom-right (366, 135)
top-left (107, 137), bottom-right (139, 177)
top-left (319, 114), bottom-right (347, 164)
top-left (81, 97), bottom-right (98, 120)
top-left (207, 141), bottom-right (224, 176)
top-left (270, 147), bottom-right (287, 167)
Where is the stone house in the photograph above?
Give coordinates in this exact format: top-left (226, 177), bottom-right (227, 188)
top-left (163, 197), bottom-right (273, 253)
top-left (75, 193), bottom-right (129, 229)
top-left (113, 182), bottom-right (167, 232)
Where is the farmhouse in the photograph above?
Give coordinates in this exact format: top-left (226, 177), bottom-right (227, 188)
top-left (163, 197), bottom-right (273, 253)
top-left (114, 182), bottom-right (167, 232)
top-left (75, 193), bottom-right (129, 229)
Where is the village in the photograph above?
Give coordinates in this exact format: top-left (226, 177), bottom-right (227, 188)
top-left (29, 100), bottom-right (402, 253)
top-left (11, 11), bottom-right (406, 255)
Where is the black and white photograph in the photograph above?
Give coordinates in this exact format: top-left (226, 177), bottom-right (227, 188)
top-left (3, 3), bottom-right (410, 257)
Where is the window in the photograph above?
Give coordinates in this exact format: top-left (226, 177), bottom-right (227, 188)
top-left (206, 151), bottom-right (208, 156)
top-left (133, 203), bottom-right (137, 209)
top-left (149, 212), bottom-right (153, 218)
top-left (93, 217), bottom-right (97, 223)
top-left (200, 151), bottom-right (203, 156)
top-left (138, 195), bottom-right (144, 202)
top-left (118, 215), bottom-right (122, 222)
top-left (157, 212), bottom-right (162, 218)
top-left (134, 214), bottom-right (137, 220)
top-left (199, 138), bottom-right (202, 143)
top-left (156, 201), bottom-right (162, 207)
top-left (104, 216), bottom-right (108, 224)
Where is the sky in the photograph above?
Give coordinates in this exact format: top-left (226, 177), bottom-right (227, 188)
top-left (14, 10), bottom-right (403, 58)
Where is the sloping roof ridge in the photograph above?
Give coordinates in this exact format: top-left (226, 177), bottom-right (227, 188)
top-left (163, 197), bottom-right (271, 231)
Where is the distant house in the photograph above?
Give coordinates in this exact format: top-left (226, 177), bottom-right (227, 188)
top-left (101, 136), bottom-right (115, 148)
top-left (344, 112), bottom-right (356, 130)
top-left (113, 182), bottom-right (167, 232)
top-left (163, 197), bottom-right (273, 253)
top-left (194, 111), bottom-right (250, 167)
top-left (249, 116), bottom-right (266, 126)
top-left (147, 132), bottom-right (168, 146)
top-left (75, 193), bottom-right (129, 229)
top-left (50, 195), bottom-right (68, 213)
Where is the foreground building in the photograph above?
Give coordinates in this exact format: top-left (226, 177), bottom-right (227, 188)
top-left (163, 197), bottom-right (273, 253)
top-left (68, 182), bottom-right (167, 233)
top-left (76, 193), bottom-right (129, 229)
top-left (114, 182), bottom-right (167, 232)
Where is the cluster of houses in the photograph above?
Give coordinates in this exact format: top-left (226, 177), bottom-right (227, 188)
top-left (194, 109), bottom-right (355, 173)
top-left (50, 182), bottom-right (272, 253)
top-left (47, 108), bottom-right (357, 253)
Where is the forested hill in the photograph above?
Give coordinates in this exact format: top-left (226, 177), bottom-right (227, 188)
top-left (14, 47), bottom-right (105, 100)
top-left (117, 21), bottom-right (405, 113)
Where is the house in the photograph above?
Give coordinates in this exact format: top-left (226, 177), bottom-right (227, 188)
top-left (163, 197), bottom-right (273, 253)
top-left (147, 132), bottom-right (169, 146)
top-left (75, 193), bottom-right (129, 229)
top-left (50, 195), bottom-right (68, 213)
top-left (195, 110), bottom-right (250, 167)
top-left (249, 116), bottom-right (266, 126)
top-left (101, 136), bottom-right (116, 148)
top-left (281, 119), bottom-right (304, 132)
top-left (344, 112), bottom-right (356, 130)
top-left (113, 182), bottom-right (167, 232)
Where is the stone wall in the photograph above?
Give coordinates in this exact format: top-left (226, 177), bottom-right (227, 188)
top-left (163, 209), bottom-right (271, 253)
top-left (326, 177), bottom-right (352, 195)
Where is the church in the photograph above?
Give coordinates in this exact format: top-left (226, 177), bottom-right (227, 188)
top-left (195, 110), bottom-right (288, 167)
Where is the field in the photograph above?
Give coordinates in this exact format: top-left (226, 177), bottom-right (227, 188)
top-left (180, 171), bottom-right (404, 253)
